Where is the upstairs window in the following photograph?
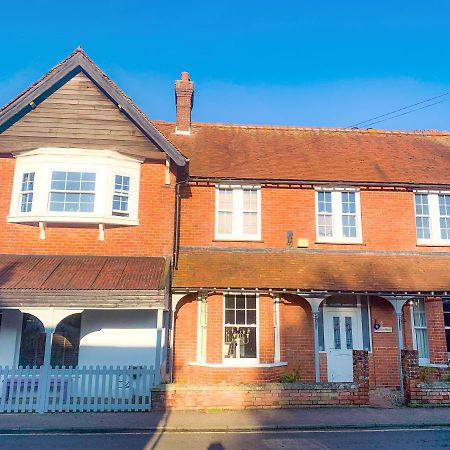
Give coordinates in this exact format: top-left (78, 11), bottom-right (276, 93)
top-left (49, 171), bottom-right (96, 213)
top-left (20, 172), bottom-right (35, 213)
top-left (414, 192), bottom-right (450, 245)
top-left (215, 186), bottom-right (261, 240)
top-left (315, 188), bottom-right (362, 243)
top-left (9, 148), bottom-right (142, 226)
top-left (112, 175), bottom-right (130, 216)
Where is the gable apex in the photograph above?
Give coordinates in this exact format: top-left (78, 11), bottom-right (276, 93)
top-left (0, 49), bottom-right (187, 167)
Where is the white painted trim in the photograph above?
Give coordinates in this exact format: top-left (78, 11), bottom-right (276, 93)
top-left (196, 294), bottom-right (207, 363)
top-left (273, 294), bottom-right (281, 363)
top-left (314, 187), bottom-right (363, 244)
top-left (189, 361), bottom-right (288, 368)
top-left (215, 185), bottom-right (262, 241)
top-left (175, 126), bottom-right (191, 135)
top-left (8, 148), bottom-right (142, 227)
top-left (414, 191), bottom-right (450, 246)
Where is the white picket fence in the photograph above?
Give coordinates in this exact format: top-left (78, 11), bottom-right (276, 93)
top-left (0, 365), bottom-right (155, 413)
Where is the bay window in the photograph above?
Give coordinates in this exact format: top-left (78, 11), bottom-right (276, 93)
top-left (215, 186), bottom-right (261, 240)
top-left (224, 293), bottom-right (258, 361)
top-left (315, 188), bottom-right (362, 243)
top-left (415, 192), bottom-right (450, 245)
top-left (8, 148), bottom-right (141, 226)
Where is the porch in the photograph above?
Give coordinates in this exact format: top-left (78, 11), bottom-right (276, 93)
top-left (0, 254), bottom-right (170, 413)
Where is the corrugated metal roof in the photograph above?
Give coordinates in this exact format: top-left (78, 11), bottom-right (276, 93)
top-left (0, 255), bottom-right (168, 290)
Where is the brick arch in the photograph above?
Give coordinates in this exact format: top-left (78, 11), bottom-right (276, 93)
top-left (279, 294), bottom-right (315, 382)
top-left (173, 293), bottom-right (198, 382)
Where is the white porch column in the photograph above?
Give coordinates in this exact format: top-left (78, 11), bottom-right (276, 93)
top-left (154, 308), bottom-right (164, 385)
top-left (305, 297), bottom-right (326, 383)
top-left (273, 294), bottom-right (281, 364)
top-left (383, 296), bottom-right (410, 396)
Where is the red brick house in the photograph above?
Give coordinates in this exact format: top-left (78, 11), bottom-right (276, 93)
top-left (0, 49), bottom-right (449, 411)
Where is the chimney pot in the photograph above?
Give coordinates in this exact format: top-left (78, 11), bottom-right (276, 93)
top-left (175, 71), bottom-right (194, 135)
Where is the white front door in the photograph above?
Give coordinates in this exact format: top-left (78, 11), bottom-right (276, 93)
top-left (324, 308), bottom-right (362, 382)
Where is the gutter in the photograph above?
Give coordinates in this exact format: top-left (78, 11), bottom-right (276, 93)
top-left (188, 177), bottom-right (450, 190)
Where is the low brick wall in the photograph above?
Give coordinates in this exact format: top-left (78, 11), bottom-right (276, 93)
top-left (402, 349), bottom-right (450, 405)
top-left (152, 382), bottom-right (368, 410)
top-left (153, 350), bottom-right (369, 410)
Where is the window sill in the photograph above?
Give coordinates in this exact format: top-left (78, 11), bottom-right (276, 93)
top-left (213, 239), bottom-right (264, 243)
top-left (7, 215), bottom-right (139, 226)
top-left (315, 240), bottom-right (364, 245)
top-left (419, 362), bottom-right (448, 368)
top-left (189, 361), bottom-right (288, 368)
top-left (416, 242), bottom-right (450, 247)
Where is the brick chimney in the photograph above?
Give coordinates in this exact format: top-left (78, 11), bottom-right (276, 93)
top-left (175, 71), bottom-right (194, 134)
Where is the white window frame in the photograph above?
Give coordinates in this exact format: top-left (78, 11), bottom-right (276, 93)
top-left (410, 298), bottom-right (430, 365)
top-left (215, 185), bottom-right (261, 241)
top-left (414, 190), bottom-right (450, 246)
top-left (222, 292), bottom-right (259, 366)
top-left (315, 187), bottom-right (362, 244)
top-left (8, 148), bottom-right (142, 226)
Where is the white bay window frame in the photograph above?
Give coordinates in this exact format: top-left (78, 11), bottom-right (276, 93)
top-left (414, 190), bottom-right (450, 246)
top-left (315, 187), bottom-right (362, 244)
top-left (8, 148), bottom-right (142, 226)
top-left (215, 185), bottom-right (261, 241)
top-left (222, 292), bottom-right (259, 365)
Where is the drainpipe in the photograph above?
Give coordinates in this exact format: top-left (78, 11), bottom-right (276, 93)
top-left (172, 178), bottom-right (187, 270)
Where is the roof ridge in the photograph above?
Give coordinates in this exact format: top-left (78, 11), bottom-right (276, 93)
top-left (151, 119), bottom-right (450, 136)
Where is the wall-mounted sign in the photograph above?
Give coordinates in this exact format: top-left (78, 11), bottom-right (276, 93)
top-left (373, 321), bottom-right (392, 333)
top-left (374, 326), bottom-right (392, 333)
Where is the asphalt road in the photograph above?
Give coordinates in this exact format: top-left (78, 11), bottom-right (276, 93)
top-left (0, 428), bottom-right (449, 450)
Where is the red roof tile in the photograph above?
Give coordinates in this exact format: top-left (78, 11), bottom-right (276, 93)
top-left (153, 121), bottom-right (450, 185)
top-left (173, 249), bottom-right (450, 293)
top-left (0, 255), bottom-right (168, 290)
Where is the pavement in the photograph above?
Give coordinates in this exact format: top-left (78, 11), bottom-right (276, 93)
top-left (0, 407), bottom-right (449, 434)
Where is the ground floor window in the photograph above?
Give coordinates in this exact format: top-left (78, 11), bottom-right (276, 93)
top-left (224, 293), bottom-right (257, 360)
top-left (50, 313), bottom-right (81, 367)
top-left (411, 298), bottom-right (430, 363)
top-left (19, 314), bottom-right (45, 367)
top-left (444, 298), bottom-right (450, 361)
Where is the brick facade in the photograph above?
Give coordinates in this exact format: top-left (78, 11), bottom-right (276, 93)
top-left (0, 157), bottom-right (176, 257)
top-left (179, 184), bottom-right (450, 253)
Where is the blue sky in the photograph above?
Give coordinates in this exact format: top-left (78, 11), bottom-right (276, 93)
top-left (1, 1), bottom-right (450, 130)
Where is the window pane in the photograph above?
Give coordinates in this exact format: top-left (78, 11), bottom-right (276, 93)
top-left (218, 189), bottom-right (233, 210)
top-left (236, 309), bottom-right (245, 324)
top-left (416, 217), bottom-right (431, 239)
top-left (360, 295), bottom-right (371, 351)
top-left (50, 314), bottom-right (81, 368)
top-left (318, 191), bottom-right (332, 213)
top-left (440, 217), bottom-right (450, 240)
top-left (342, 192), bottom-right (356, 214)
top-left (246, 309), bottom-right (256, 325)
top-left (235, 295), bottom-right (245, 309)
top-left (345, 317), bottom-right (353, 349)
top-left (224, 326), bottom-right (256, 359)
top-left (225, 295), bottom-right (235, 309)
top-left (333, 316), bottom-right (341, 349)
top-left (243, 212), bottom-right (257, 235)
top-left (225, 310), bottom-right (235, 324)
top-left (318, 214), bottom-right (333, 237)
top-left (19, 314), bottom-right (45, 367)
top-left (218, 211), bottom-right (232, 234)
top-left (342, 214), bottom-right (357, 238)
top-left (415, 194), bottom-right (431, 239)
top-left (446, 329), bottom-right (450, 353)
top-left (246, 296), bottom-right (256, 309)
top-left (444, 299), bottom-right (450, 312)
top-left (415, 328), bottom-right (430, 360)
top-left (412, 299), bottom-right (427, 327)
top-left (243, 189), bottom-right (257, 211)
